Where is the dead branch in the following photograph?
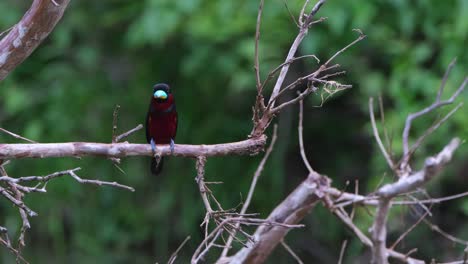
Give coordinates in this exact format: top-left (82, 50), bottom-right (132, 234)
top-left (115, 124), bottom-right (143, 143)
top-left (250, 24), bottom-right (365, 137)
top-left (0, 0), bottom-right (71, 81)
top-left (0, 128), bottom-right (37, 143)
top-left (221, 125), bottom-right (278, 258)
top-left (298, 99), bottom-right (318, 175)
top-left (167, 236), bottom-right (191, 264)
top-left (194, 217), bottom-right (303, 264)
top-left (281, 239), bottom-right (304, 264)
top-left (227, 175), bottom-right (327, 264)
top-left (369, 97), bottom-right (395, 170)
top-left (0, 135), bottom-right (266, 159)
top-left (370, 138), bottom-right (461, 264)
top-left (378, 138), bottom-right (460, 198)
top-left (401, 59), bottom-right (466, 170)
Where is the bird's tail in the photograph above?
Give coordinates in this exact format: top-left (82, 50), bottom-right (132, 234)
top-left (150, 157), bottom-right (164, 175)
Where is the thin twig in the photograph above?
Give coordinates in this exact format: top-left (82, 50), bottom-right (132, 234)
top-left (0, 185), bottom-right (37, 217)
top-left (408, 102), bottom-right (463, 159)
top-left (369, 97), bottom-right (395, 170)
top-left (68, 169), bottom-right (134, 192)
top-left (115, 124), bottom-right (143, 142)
top-left (195, 156), bottom-right (212, 213)
top-left (254, 0), bottom-right (264, 95)
top-left (111, 105), bottom-right (120, 143)
top-left (168, 236), bottom-right (191, 264)
top-left (437, 58), bottom-right (457, 102)
top-left (221, 125), bottom-right (278, 257)
top-left (390, 208), bottom-right (431, 250)
top-left (421, 217), bottom-right (468, 246)
top-left (337, 239), bottom-right (348, 264)
top-left (401, 61), bottom-right (466, 168)
top-left (282, 1), bottom-right (299, 27)
top-left (323, 29), bottom-right (366, 67)
top-left (378, 95), bottom-right (392, 159)
top-left (281, 239), bottom-right (304, 264)
top-left (270, 86), bottom-right (317, 114)
top-left (298, 99), bottom-right (318, 174)
top-left (298, 0), bottom-right (311, 26)
top-left (0, 128), bottom-right (37, 143)
top-left (262, 54), bottom-right (320, 89)
top-left (266, 0), bottom-right (327, 109)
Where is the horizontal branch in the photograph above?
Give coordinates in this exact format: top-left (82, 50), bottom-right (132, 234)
top-left (0, 0), bottom-right (70, 81)
top-left (0, 135), bottom-right (267, 159)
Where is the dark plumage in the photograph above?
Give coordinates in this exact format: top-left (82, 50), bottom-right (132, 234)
top-left (145, 83), bottom-right (178, 175)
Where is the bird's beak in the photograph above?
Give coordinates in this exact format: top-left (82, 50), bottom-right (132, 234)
top-left (154, 90), bottom-right (168, 99)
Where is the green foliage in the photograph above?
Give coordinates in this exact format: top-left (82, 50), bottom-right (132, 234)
top-left (0, 0), bottom-right (466, 263)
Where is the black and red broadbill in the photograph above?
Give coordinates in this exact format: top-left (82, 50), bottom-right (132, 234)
top-left (145, 83), bottom-right (178, 175)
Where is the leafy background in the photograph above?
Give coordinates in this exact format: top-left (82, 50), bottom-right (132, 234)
top-left (0, 0), bottom-right (467, 263)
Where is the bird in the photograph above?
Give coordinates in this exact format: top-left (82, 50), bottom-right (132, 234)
top-left (145, 83), bottom-right (178, 175)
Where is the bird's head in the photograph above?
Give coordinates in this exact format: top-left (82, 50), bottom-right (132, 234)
top-left (152, 83), bottom-right (171, 102)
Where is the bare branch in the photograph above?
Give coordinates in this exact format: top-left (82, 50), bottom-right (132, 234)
top-left (408, 102), bottom-right (463, 159)
top-left (401, 61), bottom-right (466, 168)
top-left (270, 85), bottom-right (317, 114)
top-left (167, 236), bottom-right (191, 264)
top-left (0, 135), bottom-right (266, 160)
top-left (0, 128), bottom-right (37, 143)
top-left (298, 0), bottom-right (311, 26)
top-left (68, 169), bottom-right (134, 192)
top-left (390, 208), bottom-right (430, 250)
top-left (195, 156), bottom-right (212, 213)
top-left (115, 124), bottom-right (144, 142)
top-left (369, 97), bottom-right (395, 170)
top-left (266, 0), bottom-right (327, 109)
top-left (379, 138), bottom-right (460, 198)
top-left (337, 239), bottom-right (348, 264)
top-left (370, 138), bottom-right (461, 264)
top-left (229, 175), bottom-right (327, 264)
top-left (281, 240), bottom-right (304, 264)
top-left (111, 105), bottom-right (120, 143)
top-left (254, 0), bottom-right (264, 95)
top-left (221, 125), bottom-right (278, 257)
top-left (0, 185), bottom-right (37, 217)
top-left (196, 217), bottom-right (302, 264)
top-left (282, 1), bottom-right (299, 28)
top-left (437, 58), bottom-right (457, 102)
top-left (262, 54), bottom-right (320, 89)
top-left (0, 0), bottom-right (71, 81)
top-left (420, 216), bottom-right (468, 247)
top-left (322, 29), bottom-right (366, 67)
top-left (298, 99), bottom-right (318, 175)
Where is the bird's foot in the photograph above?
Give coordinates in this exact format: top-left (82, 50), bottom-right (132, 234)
top-left (150, 138), bottom-right (157, 154)
top-left (151, 138), bottom-right (162, 160)
top-left (170, 139), bottom-right (175, 155)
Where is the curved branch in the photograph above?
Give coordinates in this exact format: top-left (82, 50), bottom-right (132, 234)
top-left (0, 136), bottom-right (267, 159)
top-left (0, 0), bottom-right (71, 81)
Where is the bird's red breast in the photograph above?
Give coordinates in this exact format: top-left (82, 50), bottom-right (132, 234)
top-left (146, 93), bottom-right (178, 144)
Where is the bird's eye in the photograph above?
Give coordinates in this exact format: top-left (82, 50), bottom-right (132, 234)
top-left (154, 90), bottom-right (168, 99)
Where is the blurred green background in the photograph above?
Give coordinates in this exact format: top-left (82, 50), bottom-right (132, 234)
top-left (0, 0), bottom-right (467, 263)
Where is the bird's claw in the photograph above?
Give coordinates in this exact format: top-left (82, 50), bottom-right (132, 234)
top-left (170, 139), bottom-right (175, 155)
top-left (150, 138), bottom-right (157, 155)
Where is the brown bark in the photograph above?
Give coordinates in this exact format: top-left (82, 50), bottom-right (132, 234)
top-left (0, 0), bottom-right (70, 81)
